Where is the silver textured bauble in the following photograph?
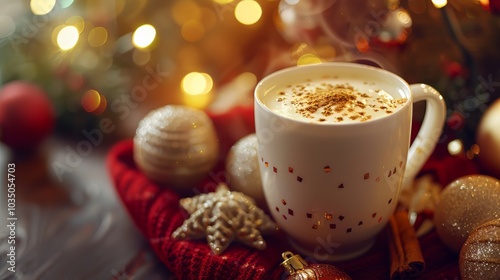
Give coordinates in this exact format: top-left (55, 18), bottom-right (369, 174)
top-left (225, 134), bottom-right (265, 205)
top-left (134, 105), bottom-right (219, 191)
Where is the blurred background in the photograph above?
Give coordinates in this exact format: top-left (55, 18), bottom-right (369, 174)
top-left (0, 0), bottom-right (499, 279)
top-left (0, 0), bottom-right (498, 145)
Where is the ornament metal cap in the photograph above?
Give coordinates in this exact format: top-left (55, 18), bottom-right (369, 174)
top-left (281, 251), bottom-right (309, 275)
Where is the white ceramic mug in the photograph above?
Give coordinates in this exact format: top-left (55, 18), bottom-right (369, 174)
top-left (254, 63), bottom-right (445, 261)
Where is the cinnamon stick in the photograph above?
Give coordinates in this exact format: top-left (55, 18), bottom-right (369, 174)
top-left (387, 209), bottom-right (425, 279)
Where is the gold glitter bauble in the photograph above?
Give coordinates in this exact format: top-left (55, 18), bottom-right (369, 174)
top-left (460, 219), bottom-right (500, 280)
top-left (434, 175), bottom-right (500, 252)
top-left (477, 99), bottom-right (500, 178)
top-left (225, 133), bottom-right (265, 205)
top-left (281, 251), bottom-right (352, 280)
top-left (134, 105), bottom-right (219, 190)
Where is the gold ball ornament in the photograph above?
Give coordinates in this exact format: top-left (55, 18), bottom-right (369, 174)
top-left (225, 134), bottom-right (265, 205)
top-left (281, 251), bottom-right (352, 280)
top-left (477, 99), bottom-right (500, 177)
top-left (134, 105), bottom-right (219, 190)
top-left (434, 175), bottom-right (500, 252)
top-left (460, 218), bottom-right (500, 280)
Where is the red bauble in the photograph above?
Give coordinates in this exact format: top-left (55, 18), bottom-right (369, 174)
top-left (0, 81), bottom-right (55, 151)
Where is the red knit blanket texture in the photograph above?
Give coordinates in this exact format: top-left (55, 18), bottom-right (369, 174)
top-left (107, 106), bottom-right (480, 279)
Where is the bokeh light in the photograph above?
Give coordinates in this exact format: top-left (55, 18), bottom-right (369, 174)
top-left (66, 16), bottom-right (85, 34)
top-left (132, 24), bottom-right (156, 49)
top-left (81, 90), bottom-right (101, 113)
top-left (30, 0), bottom-right (56, 15)
top-left (181, 72), bottom-right (213, 95)
top-left (479, 0), bottom-right (490, 9)
top-left (88, 27), bottom-right (108, 47)
top-left (59, 0), bottom-right (75, 8)
top-left (213, 0), bottom-right (235, 4)
top-left (181, 20), bottom-right (206, 42)
top-left (235, 0), bottom-right (262, 25)
top-left (57, 26), bottom-right (79, 51)
top-left (447, 139), bottom-right (463, 155)
top-left (182, 72), bottom-right (213, 109)
top-left (470, 144), bottom-right (480, 155)
top-left (297, 53), bottom-right (322, 65)
top-left (171, 0), bottom-right (201, 26)
top-left (397, 10), bottom-right (412, 28)
top-left (200, 8), bottom-right (217, 31)
top-left (431, 0), bottom-right (448, 8)
top-left (355, 37), bottom-right (370, 52)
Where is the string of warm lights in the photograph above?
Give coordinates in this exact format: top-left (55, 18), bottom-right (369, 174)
top-left (32, 0), bottom-right (267, 112)
top-left (4, 0), bottom-right (496, 144)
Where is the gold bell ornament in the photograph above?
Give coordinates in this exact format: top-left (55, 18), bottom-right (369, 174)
top-left (281, 251), bottom-right (352, 280)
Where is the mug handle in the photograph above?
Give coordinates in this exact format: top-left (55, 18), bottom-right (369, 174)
top-left (402, 84), bottom-right (446, 190)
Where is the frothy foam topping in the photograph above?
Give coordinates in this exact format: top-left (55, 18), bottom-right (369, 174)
top-left (262, 78), bottom-right (408, 124)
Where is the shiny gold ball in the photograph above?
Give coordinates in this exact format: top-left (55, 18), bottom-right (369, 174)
top-left (434, 175), bottom-right (500, 252)
top-left (134, 105), bottom-right (219, 191)
top-left (477, 99), bottom-right (500, 178)
top-left (460, 218), bottom-right (500, 280)
top-left (225, 134), bottom-right (264, 205)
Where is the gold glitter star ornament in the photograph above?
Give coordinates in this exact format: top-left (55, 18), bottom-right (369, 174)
top-left (172, 184), bottom-right (276, 255)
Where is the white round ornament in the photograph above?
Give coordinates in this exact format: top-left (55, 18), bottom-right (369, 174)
top-left (434, 175), bottom-right (500, 252)
top-left (134, 105), bottom-right (219, 191)
top-left (225, 133), bottom-right (264, 205)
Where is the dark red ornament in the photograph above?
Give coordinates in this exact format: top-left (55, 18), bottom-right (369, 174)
top-left (281, 251), bottom-right (352, 280)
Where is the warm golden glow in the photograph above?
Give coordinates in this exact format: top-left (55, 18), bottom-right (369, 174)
top-left (235, 0), bottom-right (262, 25)
top-left (297, 54), bottom-right (322, 66)
top-left (183, 91), bottom-right (212, 109)
top-left (81, 89), bottom-right (107, 114)
top-left (431, 0), bottom-right (447, 8)
top-left (132, 24), bottom-right (156, 49)
top-left (240, 72), bottom-right (257, 86)
top-left (213, 0), bottom-right (234, 4)
top-left (66, 16), bottom-right (85, 34)
top-left (182, 72), bottom-right (213, 96)
top-left (171, 0), bottom-right (201, 26)
top-left (88, 27), bottom-right (108, 47)
top-left (51, 25), bottom-right (64, 46)
top-left (396, 9), bottom-right (412, 28)
top-left (471, 144), bottom-right (480, 155)
top-left (479, 0), bottom-right (490, 7)
top-left (30, 0), bottom-right (56, 15)
top-left (181, 20), bottom-right (206, 42)
top-left (57, 26), bottom-right (79, 51)
top-left (447, 139), bottom-right (463, 155)
top-left (200, 8), bottom-right (217, 31)
top-left (81, 90), bottom-right (101, 113)
top-left (355, 37), bottom-right (370, 52)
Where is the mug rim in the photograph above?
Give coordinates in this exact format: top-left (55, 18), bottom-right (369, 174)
top-left (254, 62), bottom-right (412, 126)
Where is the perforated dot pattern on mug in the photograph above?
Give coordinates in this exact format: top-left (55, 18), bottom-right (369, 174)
top-left (260, 157), bottom-right (400, 232)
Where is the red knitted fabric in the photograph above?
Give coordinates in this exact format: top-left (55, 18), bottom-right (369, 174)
top-left (107, 106), bottom-right (480, 279)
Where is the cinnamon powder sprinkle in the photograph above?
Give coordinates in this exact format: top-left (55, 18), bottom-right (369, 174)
top-left (286, 82), bottom-right (407, 123)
